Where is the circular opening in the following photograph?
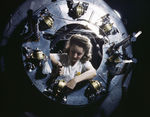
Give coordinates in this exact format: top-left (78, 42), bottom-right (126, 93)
top-left (50, 24), bottom-right (104, 69)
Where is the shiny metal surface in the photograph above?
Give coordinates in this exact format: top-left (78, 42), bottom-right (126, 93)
top-left (1, 0), bottom-right (142, 116)
top-left (3, 0), bottom-right (132, 106)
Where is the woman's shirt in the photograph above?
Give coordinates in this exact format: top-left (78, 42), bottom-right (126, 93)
top-left (52, 53), bottom-right (93, 81)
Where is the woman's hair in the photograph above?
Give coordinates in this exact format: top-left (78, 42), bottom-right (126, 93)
top-left (64, 34), bottom-right (92, 63)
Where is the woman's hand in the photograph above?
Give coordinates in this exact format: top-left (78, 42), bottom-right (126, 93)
top-left (66, 78), bottom-right (78, 90)
top-left (57, 62), bottom-right (64, 76)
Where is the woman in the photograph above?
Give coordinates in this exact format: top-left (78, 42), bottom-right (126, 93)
top-left (50, 34), bottom-right (96, 89)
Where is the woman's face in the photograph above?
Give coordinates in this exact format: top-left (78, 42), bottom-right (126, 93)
top-left (69, 44), bottom-right (85, 65)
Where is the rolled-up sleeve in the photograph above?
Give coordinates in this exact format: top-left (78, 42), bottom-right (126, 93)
top-left (82, 61), bottom-right (93, 72)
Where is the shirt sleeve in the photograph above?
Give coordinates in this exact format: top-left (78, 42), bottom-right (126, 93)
top-left (82, 61), bottom-right (93, 72)
top-left (51, 54), bottom-right (60, 61)
top-left (50, 53), bottom-right (68, 66)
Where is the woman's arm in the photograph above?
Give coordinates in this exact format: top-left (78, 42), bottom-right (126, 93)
top-left (74, 66), bottom-right (97, 83)
top-left (66, 63), bottom-right (97, 89)
top-left (50, 54), bottom-right (60, 66)
top-left (50, 54), bottom-right (64, 76)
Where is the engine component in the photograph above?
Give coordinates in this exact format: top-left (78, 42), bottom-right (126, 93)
top-left (85, 80), bottom-right (106, 102)
top-left (43, 15), bottom-right (54, 28)
top-left (46, 79), bottom-right (68, 103)
top-left (38, 8), bottom-right (54, 30)
top-left (2, 0), bottom-right (141, 107)
top-left (99, 14), bottom-right (119, 36)
top-left (106, 31), bottom-right (142, 64)
top-left (22, 47), bottom-right (51, 75)
top-left (31, 49), bottom-right (46, 60)
top-left (54, 79), bottom-right (67, 94)
top-left (25, 62), bottom-right (36, 72)
top-left (23, 9), bottom-right (40, 41)
top-left (67, 0), bottom-right (89, 19)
